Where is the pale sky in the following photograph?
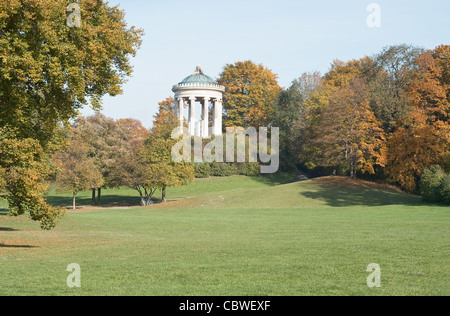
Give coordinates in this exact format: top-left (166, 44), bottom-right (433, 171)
top-left (81, 0), bottom-right (450, 128)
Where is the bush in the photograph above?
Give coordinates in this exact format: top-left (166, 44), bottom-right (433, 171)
top-left (443, 152), bottom-right (450, 173)
top-left (194, 162), bottom-right (262, 178)
top-left (235, 162), bottom-right (261, 176)
top-left (210, 162), bottom-right (237, 177)
top-left (419, 165), bottom-right (449, 204)
top-left (194, 163), bottom-right (211, 178)
top-left (439, 174), bottom-right (450, 204)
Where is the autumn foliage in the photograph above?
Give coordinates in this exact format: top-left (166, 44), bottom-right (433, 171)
top-left (285, 45), bottom-right (448, 193)
top-left (0, 0), bottom-right (143, 228)
top-left (218, 61), bottom-right (282, 129)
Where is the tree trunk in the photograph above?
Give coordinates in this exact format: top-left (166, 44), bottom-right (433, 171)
top-left (73, 192), bottom-right (77, 210)
top-left (97, 188), bottom-right (101, 203)
top-left (162, 187), bottom-right (166, 203)
top-left (92, 189), bottom-right (96, 203)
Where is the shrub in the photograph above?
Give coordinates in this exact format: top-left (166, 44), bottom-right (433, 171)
top-left (420, 165), bottom-right (446, 203)
top-left (443, 152), bottom-right (450, 173)
top-left (210, 162), bottom-right (237, 177)
top-left (438, 174), bottom-right (450, 204)
top-left (235, 162), bottom-right (260, 176)
top-left (194, 163), bottom-right (211, 178)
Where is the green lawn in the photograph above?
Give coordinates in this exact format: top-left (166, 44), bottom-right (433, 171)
top-left (0, 175), bottom-right (449, 296)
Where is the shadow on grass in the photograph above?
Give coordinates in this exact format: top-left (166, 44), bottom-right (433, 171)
top-left (299, 182), bottom-right (424, 207)
top-left (250, 172), bottom-right (299, 186)
top-left (0, 244), bottom-right (37, 249)
top-left (0, 227), bottom-right (20, 232)
top-left (46, 195), bottom-right (144, 209)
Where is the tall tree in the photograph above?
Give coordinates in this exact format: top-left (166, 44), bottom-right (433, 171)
top-left (295, 72), bottom-right (322, 102)
top-left (117, 118), bottom-right (149, 142)
top-left (111, 141), bottom-right (158, 206)
top-left (432, 45), bottom-right (450, 103)
top-left (110, 99), bottom-right (194, 205)
top-left (73, 113), bottom-right (133, 201)
top-left (301, 58), bottom-right (375, 172)
top-left (0, 0), bottom-right (143, 228)
top-left (147, 98), bottom-right (194, 202)
top-left (0, 134), bottom-right (62, 229)
top-left (55, 135), bottom-right (103, 210)
top-left (386, 49), bottom-right (450, 192)
top-left (369, 45), bottom-right (424, 133)
top-left (218, 61), bottom-right (282, 128)
top-left (270, 80), bottom-right (306, 171)
top-left (313, 78), bottom-right (386, 178)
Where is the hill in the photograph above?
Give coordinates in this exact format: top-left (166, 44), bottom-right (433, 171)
top-left (0, 175), bottom-right (449, 296)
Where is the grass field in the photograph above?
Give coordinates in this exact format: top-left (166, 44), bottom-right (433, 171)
top-left (0, 175), bottom-right (449, 296)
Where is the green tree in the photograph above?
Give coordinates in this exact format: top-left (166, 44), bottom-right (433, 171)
top-left (270, 80), bottom-right (305, 171)
top-left (72, 113), bottom-right (136, 202)
top-left (369, 45), bottom-right (424, 133)
top-left (146, 98), bottom-right (194, 202)
top-left (218, 61), bottom-right (282, 128)
top-left (110, 99), bottom-right (194, 205)
top-left (110, 141), bottom-right (157, 206)
top-left (420, 165), bottom-right (445, 203)
top-left (0, 134), bottom-right (62, 229)
top-left (55, 135), bottom-right (103, 210)
top-left (0, 0), bottom-right (143, 228)
top-left (432, 45), bottom-right (450, 103)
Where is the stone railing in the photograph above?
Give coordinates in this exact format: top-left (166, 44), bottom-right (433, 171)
top-left (173, 82), bottom-right (225, 91)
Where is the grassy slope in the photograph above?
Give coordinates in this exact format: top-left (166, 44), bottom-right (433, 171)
top-left (0, 175), bottom-right (449, 296)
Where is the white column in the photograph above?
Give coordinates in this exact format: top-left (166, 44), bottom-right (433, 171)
top-left (202, 97), bottom-right (210, 138)
top-left (173, 100), bottom-right (178, 118)
top-left (213, 99), bottom-right (223, 136)
top-left (189, 97), bottom-right (196, 136)
top-left (177, 98), bottom-right (184, 129)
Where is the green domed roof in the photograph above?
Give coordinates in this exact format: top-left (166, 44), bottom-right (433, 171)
top-left (179, 73), bottom-right (218, 85)
top-left (172, 66), bottom-right (225, 92)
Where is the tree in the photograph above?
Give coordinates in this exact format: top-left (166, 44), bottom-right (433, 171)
top-left (420, 166), bottom-right (446, 203)
top-left (431, 45), bottom-right (450, 103)
top-left (386, 50), bottom-right (449, 192)
top-left (218, 61), bottom-right (282, 128)
top-left (0, 0), bottom-right (143, 228)
top-left (300, 58), bottom-right (380, 173)
top-left (147, 98), bottom-right (194, 202)
top-left (369, 45), bottom-right (424, 133)
top-left (295, 72), bottom-right (322, 102)
top-left (111, 141), bottom-right (158, 206)
top-left (385, 117), bottom-right (445, 192)
top-left (270, 80), bottom-right (306, 171)
top-left (117, 118), bottom-right (149, 142)
top-left (73, 113), bottom-right (134, 202)
top-left (110, 99), bottom-right (194, 205)
top-left (55, 135), bottom-right (103, 210)
top-left (0, 134), bottom-right (63, 229)
top-left (313, 78), bottom-right (387, 178)
top-left (0, 0), bottom-right (143, 144)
